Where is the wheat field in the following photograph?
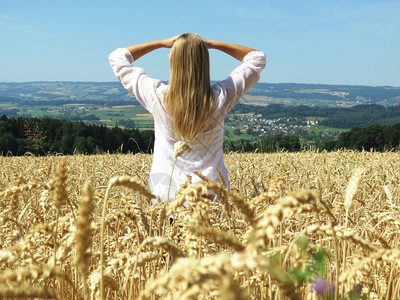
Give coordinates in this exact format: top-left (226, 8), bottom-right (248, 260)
top-left (0, 150), bottom-right (399, 299)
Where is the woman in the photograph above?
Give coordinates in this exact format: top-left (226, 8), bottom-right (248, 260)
top-left (109, 33), bottom-right (266, 203)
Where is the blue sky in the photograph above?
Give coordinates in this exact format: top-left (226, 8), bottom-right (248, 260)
top-left (0, 0), bottom-right (399, 86)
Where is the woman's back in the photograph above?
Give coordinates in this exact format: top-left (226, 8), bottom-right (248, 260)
top-left (108, 34), bottom-right (266, 203)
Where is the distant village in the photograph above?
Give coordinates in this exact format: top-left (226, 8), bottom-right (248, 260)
top-left (226, 114), bottom-right (339, 139)
top-left (47, 105), bottom-right (94, 114)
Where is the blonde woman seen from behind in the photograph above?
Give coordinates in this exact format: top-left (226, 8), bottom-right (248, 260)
top-left (109, 33), bottom-right (266, 204)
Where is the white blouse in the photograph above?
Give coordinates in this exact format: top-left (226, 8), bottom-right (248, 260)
top-left (109, 48), bottom-right (266, 203)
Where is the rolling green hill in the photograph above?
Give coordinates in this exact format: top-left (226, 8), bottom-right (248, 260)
top-left (1, 81), bottom-right (399, 106)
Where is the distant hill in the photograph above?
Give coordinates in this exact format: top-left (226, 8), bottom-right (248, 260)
top-left (1, 81), bottom-right (399, 107)
top-left (0, 81), bottom-right (134, 104)
top-left (246, 82), bottom-right (400, 107)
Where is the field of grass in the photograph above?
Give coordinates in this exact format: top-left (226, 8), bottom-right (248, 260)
top-left (307, 125), bottom-right (347, 135)
top-left (6, 103), bottom-right (154, 128)
top-left (224, 127), bottom-right (256, 142)
top-left (1, 150), bottom-right (399, 299)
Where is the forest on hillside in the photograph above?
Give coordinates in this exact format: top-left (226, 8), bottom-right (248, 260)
top-left (0, 115), bottom-right (153, 156)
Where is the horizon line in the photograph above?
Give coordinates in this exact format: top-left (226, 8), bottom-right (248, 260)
top-left (0, 81), bottom-right (399, 88)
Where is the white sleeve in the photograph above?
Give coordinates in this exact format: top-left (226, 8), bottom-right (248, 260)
top-left (108, 48), bottom-right (164, 113)
top-left (213, 51), bottom-right (266, 116)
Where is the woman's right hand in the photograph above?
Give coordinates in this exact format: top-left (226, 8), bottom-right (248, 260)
top-left (198, 35), bottom-right (213, 49)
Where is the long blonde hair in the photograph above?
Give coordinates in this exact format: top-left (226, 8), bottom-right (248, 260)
top-left (166, 33), bottom-right (214, 141)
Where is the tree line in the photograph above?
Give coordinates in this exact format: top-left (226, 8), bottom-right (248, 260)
top-left (1, 115), bottom-right (400, 156)
top-left (226, 122), bottom-right (400, 153)
top-left (0, 115), bottom-right (153, 156)
top-left (318, 123), bottom-right (400, 151)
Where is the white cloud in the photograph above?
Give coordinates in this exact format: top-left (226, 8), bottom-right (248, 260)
top-left (2, 23), bottom-right (57, 38)
top-left (0, 12), bottom-right (57, 38)
top-left (0, 13), bottom-right (17, 21)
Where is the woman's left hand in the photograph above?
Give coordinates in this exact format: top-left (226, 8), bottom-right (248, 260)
top-left (163, 35), bottom-right (180, 48)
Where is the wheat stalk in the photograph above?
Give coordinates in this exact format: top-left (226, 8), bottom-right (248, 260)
top-left (75, 181), bottom-right (94, 300)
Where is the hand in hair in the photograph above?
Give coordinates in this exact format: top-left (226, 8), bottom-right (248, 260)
top-left (197, 36), bottom-right (212, 49)
top-left (198, 37), bottom-right (257, 61)
top-left (125, 35), bottom-right (179, 60)
top-left (163, 35), bottom-right (180, 48)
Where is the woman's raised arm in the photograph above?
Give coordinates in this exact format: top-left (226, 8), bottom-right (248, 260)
top-left (125, 35), bottom-right (179, 60)
top-left (201, 38), bottom-right (258, 61)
